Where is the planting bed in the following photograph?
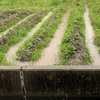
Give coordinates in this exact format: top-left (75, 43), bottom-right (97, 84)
top-left (59, 0), bottom-right (92, 65)
top-left (0, 0), bottom-right (99, 66)
top-left (0, 10), bottom-right (47, 65)
top-left (0, 10), bottom-right (16, 20)
top-left (88, 0), bottom-right (100, 53)
top-left (16, 8), bottom-right (66, 62)
top-left (0, 10), bottom-right (32, 33)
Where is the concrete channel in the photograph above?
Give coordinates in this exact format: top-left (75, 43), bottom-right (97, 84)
top-left (0, 66), bottom-right (100, 100)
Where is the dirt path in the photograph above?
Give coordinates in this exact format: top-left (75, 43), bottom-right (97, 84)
top-left (0, 14), bottom-right (34, 38)
top-left (84, 5), bottom-right (100, 65)
top-left (33, 9), bottom-right (70, 66)
top-left (5, 12), bottom-right (52, 65)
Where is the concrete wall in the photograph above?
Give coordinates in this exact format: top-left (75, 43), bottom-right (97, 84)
top-left (0, 66), bottom-right (100, 100)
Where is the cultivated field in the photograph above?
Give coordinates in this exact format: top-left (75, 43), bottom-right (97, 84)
top-left (0, 0), bottom-right (100, 66)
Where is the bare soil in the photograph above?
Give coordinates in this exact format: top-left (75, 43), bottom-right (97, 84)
top-left (17, 9), bottom-right (61, 62)
top-left (84, 5), bottom-right (100, 65)
top-left (0, 11), bottom-right (16, 20)
top-left (0, 13), bottom-right (34, 38)
top-left (69, 27), bottom-right (85, 65)
top-left (33, 9), bottom-right (70, 65)
top-left (0, 10), bottom-right (31, 26)
top-left (5, 12), bottom-right (52, 65)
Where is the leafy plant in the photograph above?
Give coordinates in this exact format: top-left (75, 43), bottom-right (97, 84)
top-left (88, 0), bottom-right (100, 51)
top-left (0, 11), bottom-right (47, 65)
top-left (17, 8), bottom-right (67, 62)
top-left (60, 0), bottom-right (92, 65)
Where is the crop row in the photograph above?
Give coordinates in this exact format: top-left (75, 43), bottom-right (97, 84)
top-left (0, 10), bottom-right (47, 65)
top-left (59, 0), bottom-right (92, 65)
top-left (16, 8), bottom-right (67, 62)
top-left (88, 0), bottom-right (100, 53)
top-left (0, 10), bottom-right (16, 20)
top-left (0, 10), bottom-right (32, 33)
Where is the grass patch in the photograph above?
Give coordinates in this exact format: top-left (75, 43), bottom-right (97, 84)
top-left (50, 0), bottom-right (68, 6)
top-left (0, 0), bottom-right (71, 13)
top-left (59, 0), bottom-right (92, 65)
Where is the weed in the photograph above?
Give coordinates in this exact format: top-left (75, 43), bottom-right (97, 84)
top-left (0, 11), bottom-right (47, 65)
top-left (17, 8), bottom-right (67, 62)
top-left (88, 0), bottom-right (100, 52)
top-left (60, 0), bottom-right (92, 65)
top-left (0, 11), bottom-right (31, 33)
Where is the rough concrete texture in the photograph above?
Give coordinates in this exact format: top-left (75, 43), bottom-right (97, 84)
top-left (0, 68), bottom-right (100, 99)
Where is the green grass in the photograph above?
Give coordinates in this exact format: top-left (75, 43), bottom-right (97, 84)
top-left (59, 0), bottom-right (92, 65)
top-left (0, 0), bottom-right (71, 13)
top-left (16, 7), bottom-right (67, 62)
top-left (88, 0), bottom-right (100, 52)
top-left (0, 11), bottom-right (47, 65)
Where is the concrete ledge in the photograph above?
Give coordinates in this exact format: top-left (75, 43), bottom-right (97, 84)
top-left (0, 65), bottom-right (100, 100)
top-left (0, 65), bottom-right (100, 70)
